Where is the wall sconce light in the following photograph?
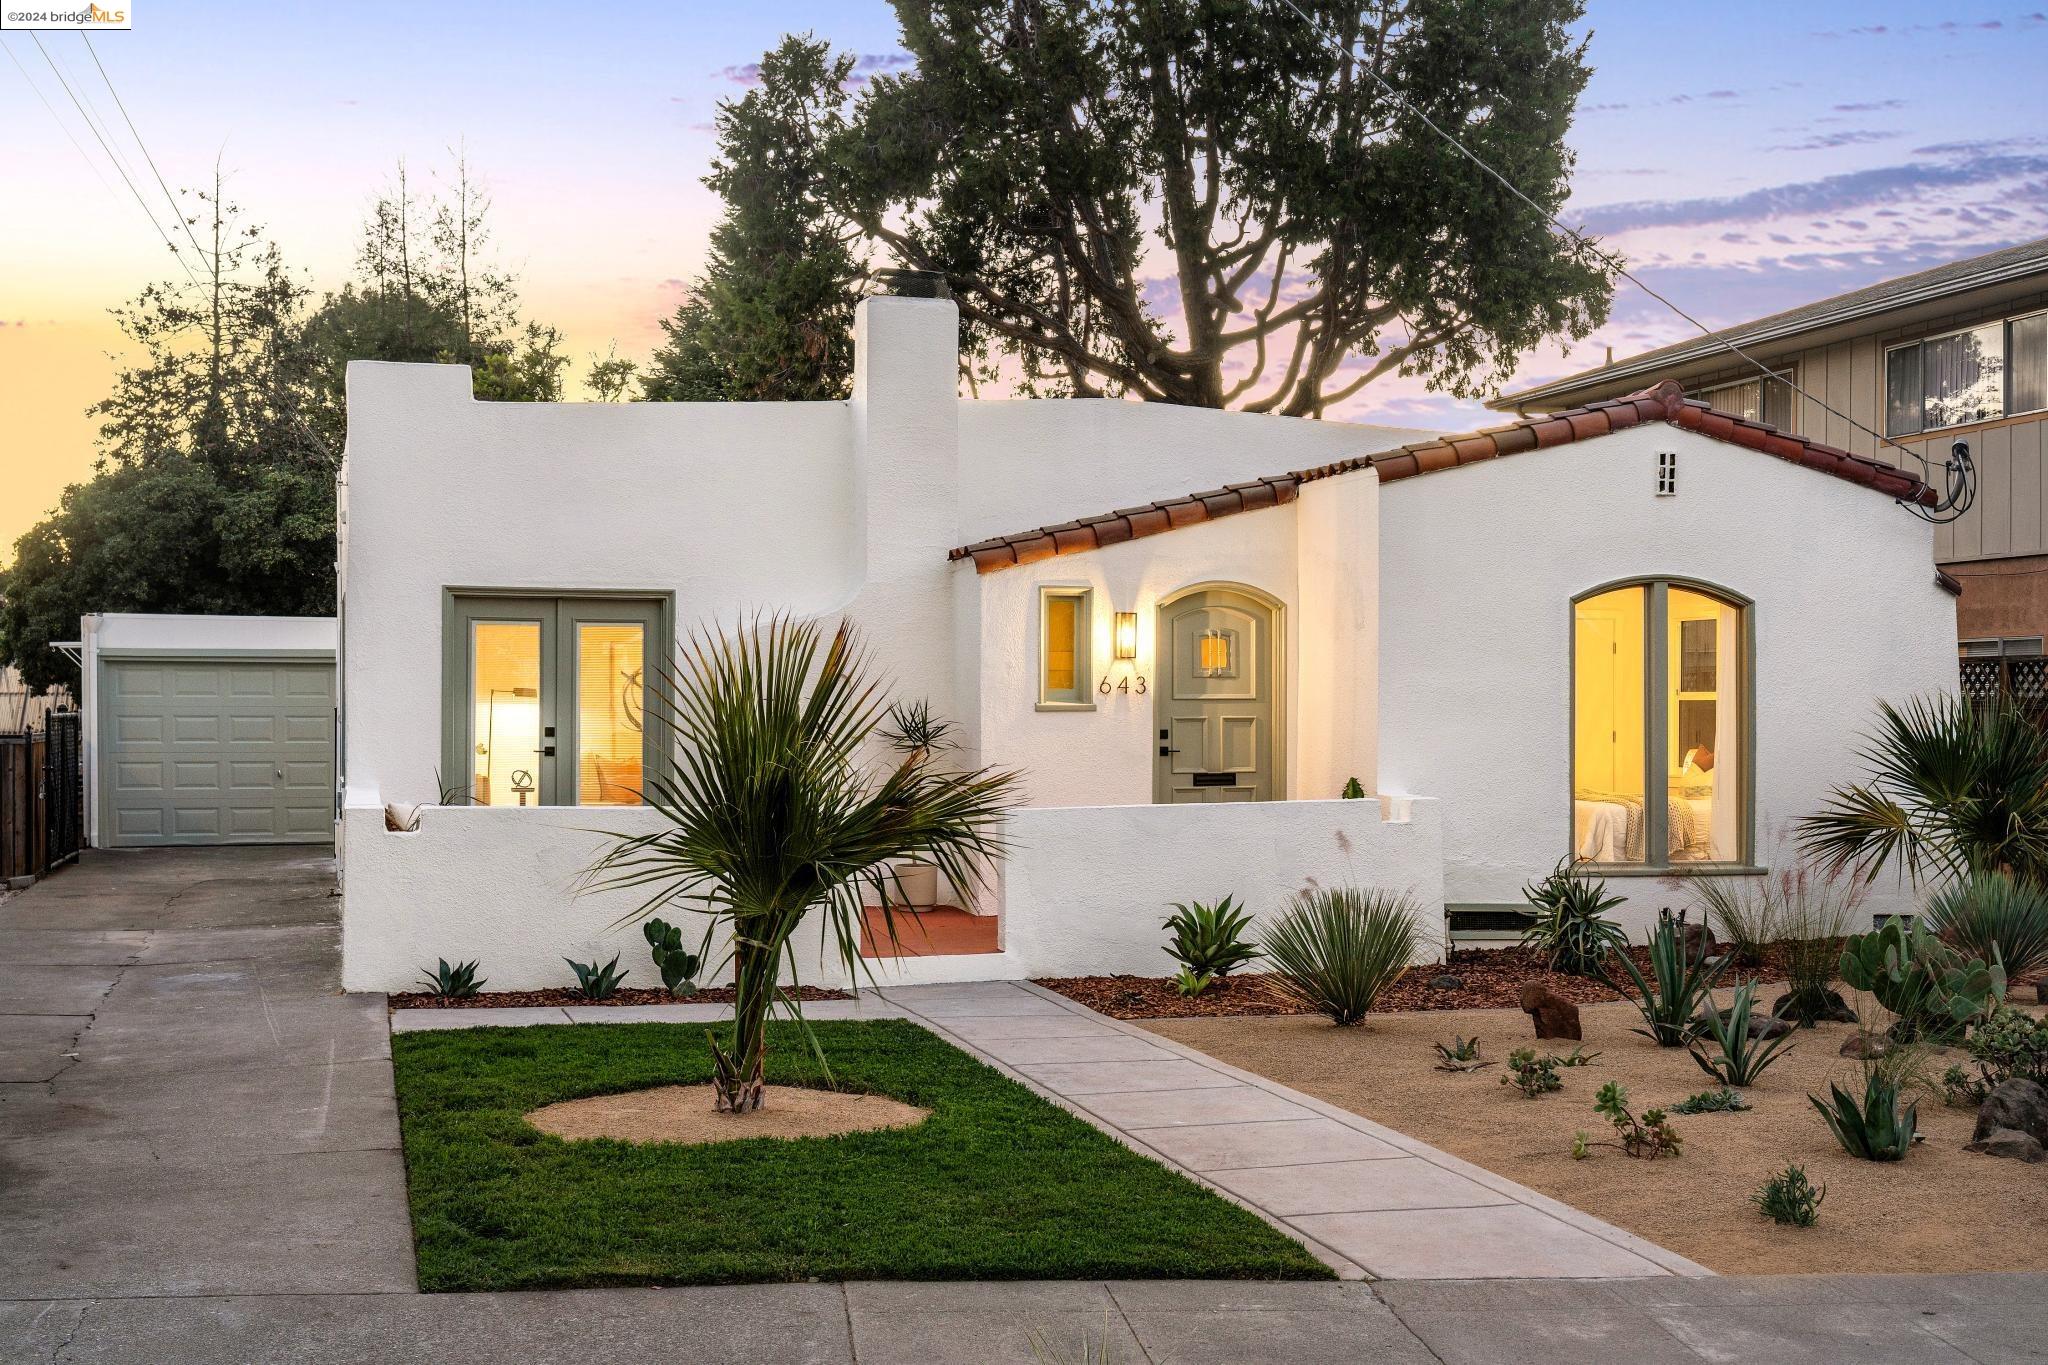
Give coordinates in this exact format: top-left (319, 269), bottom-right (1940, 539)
top-left (1113, 611), bottom-right (1138, 661)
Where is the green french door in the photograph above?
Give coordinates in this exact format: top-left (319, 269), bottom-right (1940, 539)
top-left (445, 595), bottom-right (665, 807)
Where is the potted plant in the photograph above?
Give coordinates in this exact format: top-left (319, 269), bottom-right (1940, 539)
top-left (879, 700), bottom-right (957, 910)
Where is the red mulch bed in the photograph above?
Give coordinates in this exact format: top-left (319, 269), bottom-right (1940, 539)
top-left (1035, 942), bottom-right (1793, 1021)
top-left (387, 985), bottom-right (851, 1010)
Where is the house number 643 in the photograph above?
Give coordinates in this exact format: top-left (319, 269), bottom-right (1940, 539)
top-left (1099, 675), bottom-right (1148, 695)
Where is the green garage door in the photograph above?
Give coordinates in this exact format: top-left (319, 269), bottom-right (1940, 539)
top-left (102, 659), bottom-right (335, 846)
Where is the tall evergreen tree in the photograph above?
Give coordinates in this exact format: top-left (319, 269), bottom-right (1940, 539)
top-left (642, 35), bottom-right (865, 402)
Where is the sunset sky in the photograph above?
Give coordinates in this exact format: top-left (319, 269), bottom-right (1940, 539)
top-left (3, 1), bottom-right (2045, 557)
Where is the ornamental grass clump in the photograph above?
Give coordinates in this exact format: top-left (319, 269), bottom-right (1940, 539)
top-left (1775, 869), bottom-right (1859, 1026)
top-left (1924, 871), bottom-right (2048, 985)
top-left (1261, 887), bottom-right (1419, 1026)
top-left (1519, 859), bottom-right (1627, 976)
top-left (586, 615), bottom-right (1021, 1114)
top-left (1598, 908), bottom-right (1727, 1047)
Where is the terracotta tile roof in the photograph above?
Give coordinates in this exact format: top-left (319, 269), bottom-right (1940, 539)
top-left (949, 380), bottom-right (1934, 573)
top-left (1354, 380), bottom-right (1937, 507)
top-left (948, 476), bottom-right (1301, 574)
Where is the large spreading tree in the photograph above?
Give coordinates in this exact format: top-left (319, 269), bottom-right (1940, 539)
top-left (826, 0), bottom-right (1610, 411)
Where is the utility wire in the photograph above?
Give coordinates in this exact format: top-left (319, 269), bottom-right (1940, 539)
top-left (1270, 0), bottom-right (1967, 505)
top-left (0, 36), bottom-right (117, 201)
top-left (81, 31), bottom-right (211, 269)
top-left (28, 30), bottom-right (197, 285)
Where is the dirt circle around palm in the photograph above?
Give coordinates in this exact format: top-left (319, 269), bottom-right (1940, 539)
top-left (525, 1084), bottom-right (932, 1146)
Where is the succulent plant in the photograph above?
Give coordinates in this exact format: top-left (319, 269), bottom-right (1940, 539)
top-left (644, 918), bottom-right (703, 997)
top-left (1838, 919), bottom-right (2004, 1040)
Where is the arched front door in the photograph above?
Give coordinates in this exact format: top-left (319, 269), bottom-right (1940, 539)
top-left (1153, 587), bottom-right (1281, 803)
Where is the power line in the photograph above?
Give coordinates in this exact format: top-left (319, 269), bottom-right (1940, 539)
top-left (1270, 0), bottom-right (1971, 517)
top-left (27, 30), bottom-right (197, 285)
top-left (0, 36), bottom-right (117, 201)
top-left (81, 31), bottom-right (211, 270)
top-left (37, 33), bottom-right (147, 199)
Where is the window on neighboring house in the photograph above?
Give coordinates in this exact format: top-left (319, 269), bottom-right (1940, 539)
top-left (1038, 586), bottom-right (1094, 709)
top-left (1885, 311), bottom-right (2048, 436)
top-left (1573, 581), bottom-right (1749, 869)
top-left (1698, 372), bottom-right (1796, 430)
top-left (442, 594), bottom-right (666, 807)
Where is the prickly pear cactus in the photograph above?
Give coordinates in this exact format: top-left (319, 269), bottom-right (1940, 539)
top-left (1839, 919), bottom-right (2003, 1037)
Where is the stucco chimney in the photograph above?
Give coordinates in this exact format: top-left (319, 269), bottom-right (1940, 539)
top-left (848, 293), bottom-right (963, 713)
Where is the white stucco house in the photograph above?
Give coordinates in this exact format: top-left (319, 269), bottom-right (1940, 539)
top-left (336, 291), bottom-right (1957, 992)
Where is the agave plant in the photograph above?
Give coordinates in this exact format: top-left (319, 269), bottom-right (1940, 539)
top-left (1163, 895), bottom-right (1261, 978)
top-left (566, 954), bottom-right (630, 1000)
top-left (1688, 980), bottom-right (1794, 1087)
top-left (1261, 887), bottom-right (1419, 1026)
top-left (1923, 870), bottom-right (2048, 985)
top-left (416, 958), bottom-right (485, 998)
top-left (1519, 859), bottom-right (1628, 976)
top-left (1838, 918), bottom-right (2004, 1041)
top-left (587, 616), bottom-right (1021, 1113)
top-left (1799, 694), bottom-right (2048, 886)
top-left (1810, 1071), bottom-right (1917, 1161)
top-left (1597, 908), bottom-right (1728, 1047)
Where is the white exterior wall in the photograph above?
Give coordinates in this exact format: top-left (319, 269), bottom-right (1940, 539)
top-left (1376, 422), bottom-right (1957, 934)
top-left (80, 613), bottom-right (338, 848)
top-left (341, 796), bottom-right (1443, 991)
top-left (1000, 797), bottom-right (1443, 977)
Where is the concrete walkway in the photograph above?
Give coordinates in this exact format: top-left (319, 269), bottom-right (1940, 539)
top-left (5, 848), bottom-right (2046, 1363)
top-left (401, 980), bottom-right (1704, 1280)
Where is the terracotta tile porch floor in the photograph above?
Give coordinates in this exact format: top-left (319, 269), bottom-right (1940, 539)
top-left (858, 905), bottom-right (1001, 959)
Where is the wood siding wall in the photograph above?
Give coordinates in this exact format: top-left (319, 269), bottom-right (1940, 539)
top-left (1680, 286), bottom-right (2048, 565)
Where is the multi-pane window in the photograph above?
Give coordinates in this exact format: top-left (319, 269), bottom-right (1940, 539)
top-left (1885, 311), bottom-right (2048, 436)
top-left (1572, 581), bottom-right (1748, 868)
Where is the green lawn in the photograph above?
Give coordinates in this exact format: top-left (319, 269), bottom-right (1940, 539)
top-left (391, 1018), bottom-right (1330, 1291)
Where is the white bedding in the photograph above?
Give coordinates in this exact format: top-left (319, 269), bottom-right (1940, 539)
top-left (1574, 794), bottom-right (1715, 863)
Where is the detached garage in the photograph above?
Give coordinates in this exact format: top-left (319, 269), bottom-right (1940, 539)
top-left (80, 614), bottom-right (338, 848)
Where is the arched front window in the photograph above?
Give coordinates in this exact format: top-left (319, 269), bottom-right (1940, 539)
top-left (1572, 580), bottom-right (1749, 868)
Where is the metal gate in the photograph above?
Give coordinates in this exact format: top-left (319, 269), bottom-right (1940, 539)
top-left (0, 711), bottom-right (82, 884)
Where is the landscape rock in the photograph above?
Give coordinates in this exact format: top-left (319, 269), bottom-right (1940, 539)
top-left (1964, 1127), bottom-right (2047, 1163)
top-left (1716, 1008), bottom-right (1793, 1040)
top-left (1519, 981), bottom-right (1582, 1041)
top-left (1839, 1033), bottom-right (1892, 1060)
top-left (2036, 980), bottom-right (2048, 1006)
top-left (1973, 1078), bottom-right (2048, 1146)
top-left (1772, 989), bottom-right (1858, 1026)
top-left (1430, 974), bottom-right (1464, 991)
top-left (1678, 920), bottom-right (1717, 960)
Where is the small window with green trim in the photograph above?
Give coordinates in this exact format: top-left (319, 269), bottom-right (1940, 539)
top-left (1038, 586), bottom-right (1093, 710)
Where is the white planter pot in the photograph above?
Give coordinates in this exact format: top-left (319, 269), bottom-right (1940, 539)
top-left (886, 861), bottom-right (940, 909)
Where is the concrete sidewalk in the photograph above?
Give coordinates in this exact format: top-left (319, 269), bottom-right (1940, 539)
top-left (5, 848), bottom-right (2045, 1363)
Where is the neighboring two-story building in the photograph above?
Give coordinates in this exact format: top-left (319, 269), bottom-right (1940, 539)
top-left (1493, 236), bottom-right (2048, 657)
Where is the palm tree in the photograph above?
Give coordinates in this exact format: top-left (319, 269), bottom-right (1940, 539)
top-left (1799, 694), bottom-right (2048, 886)
top-left (588, 615), bottom-right (1022, 1113)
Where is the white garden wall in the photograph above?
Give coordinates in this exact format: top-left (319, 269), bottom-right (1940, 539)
top-left (1375, 421), bottom-right (1957, 934)
top-left (998, 796), bottom-right (1444, 977)
top-left (338, 795), bottom-right (1444, 992)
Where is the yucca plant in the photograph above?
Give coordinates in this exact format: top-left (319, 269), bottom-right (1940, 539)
top-left (566, 954), bottom-right (629, 1000)
top-left (415, 958), bottom-right (485, 998)
top-left (1810, 1070), bottom-right (1917, 1161)
top-left (1163, 895), bottom-right (1261, 978)
top-left (1519, 858), bottom-right (1628, 976)
top-left (587, 616), bottom-right (1021, 1113)
top-left (1924, 870), bottom-right (2048, 985)
top-left (1689, 980), bottom-right (1795, 1087)
top-left (1799, 694), bottom-right (2048, 886)
top-left (1597, 908), bottom-right (1728, 1046)
top-left (1261, 887), bottom-right (1419, 1026)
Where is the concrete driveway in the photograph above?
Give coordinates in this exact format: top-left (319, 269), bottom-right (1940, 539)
top-left (2, 848), bottom-right (2043, 1363)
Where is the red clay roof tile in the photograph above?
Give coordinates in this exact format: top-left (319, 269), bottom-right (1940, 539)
top-left (948, 379), bottom-right (1936, 571)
